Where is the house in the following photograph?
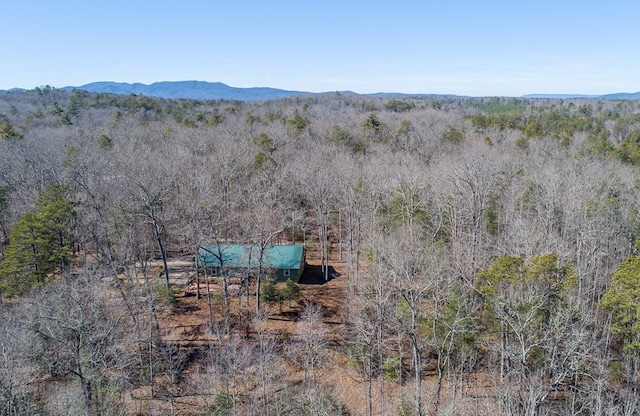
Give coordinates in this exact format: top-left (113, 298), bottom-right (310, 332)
top-left (198, 243), bottom-right (306, 282)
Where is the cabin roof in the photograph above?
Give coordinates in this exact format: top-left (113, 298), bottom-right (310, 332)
top-left (198, 243), bottom-right (304, 269)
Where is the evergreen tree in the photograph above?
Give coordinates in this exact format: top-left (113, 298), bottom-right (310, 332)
top-left (0, 185), bottom-right (73, 296)
top-left (261, 281), bottom-right (279, 306)
top-left (600, 255), bottom-right (640, 355)
top-left (281, 278), bottom-right (300, 308)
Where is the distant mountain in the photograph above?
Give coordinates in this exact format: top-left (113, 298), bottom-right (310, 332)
top-left (62, 82), bottom-right (472, 101)
top-left (61, 81), bottom-right (309, 101)
top-left (523, 92), bottom-right (640, 100)
top-left (600, 92), bottom-right (640, 100)
top-left (5, 81), bottom-right (639, 101)
top-left (522, 94), bottom-right (599, 99)
top-left (371, 92), bottom-right (467, 99)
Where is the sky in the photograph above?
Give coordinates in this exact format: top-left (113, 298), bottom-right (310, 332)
top-left (2, 1), bottom-right (639, 97)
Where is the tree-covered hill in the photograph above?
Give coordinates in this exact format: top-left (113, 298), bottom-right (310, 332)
top-left (1, 87), bottom-right (640, 414)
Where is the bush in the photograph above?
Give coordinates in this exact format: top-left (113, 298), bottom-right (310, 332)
top-left (261, 281), bottom-right (279, 305)
top-left (282, 278), bottom-right (300, 307)
top-left (396, 395), bottom-right (414, 416)
top-left (153, 280), bottom-right (176, 305)
top-left (382, 353), bottom-right (402, 383)
top-left (209, 393), bottom-right (233, 415)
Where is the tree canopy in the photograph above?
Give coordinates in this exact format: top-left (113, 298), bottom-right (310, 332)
top-left (0, 185), bottom-right (73, 296)
top-left (600, 255), bottom-right (640, 356)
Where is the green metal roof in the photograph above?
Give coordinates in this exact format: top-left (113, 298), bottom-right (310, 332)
top-left (198, 244), bottom-right (304, 270)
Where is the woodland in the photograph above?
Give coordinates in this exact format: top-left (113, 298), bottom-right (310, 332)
top-left (2, 87), bottom-right (640, 415)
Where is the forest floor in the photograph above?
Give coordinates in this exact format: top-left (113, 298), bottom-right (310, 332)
top-left (140, 255), bottom-right (496, 415)
top-left (156, 254), bottom-right (349, 347)
top-left (138, 255), bottom-right (365, 413)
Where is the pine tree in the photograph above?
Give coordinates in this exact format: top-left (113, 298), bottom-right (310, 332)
top-left (281, 278), bottom-right (300, 308)
top-left (0, 185), bottom-right (73, 296)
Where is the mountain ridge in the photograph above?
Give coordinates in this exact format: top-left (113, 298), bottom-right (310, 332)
top-left (3, 81), bottom-right (639, 101)
top-left (61, 80), bottom-right (309, 101)
top-left (523, 92), bottom-right (640, 100)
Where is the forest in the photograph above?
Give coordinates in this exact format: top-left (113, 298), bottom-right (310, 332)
top-left (2, 87), bottom-right (640, 415)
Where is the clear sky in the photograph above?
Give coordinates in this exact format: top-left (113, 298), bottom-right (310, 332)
top-left (2, 1), bottom-right (638, 96)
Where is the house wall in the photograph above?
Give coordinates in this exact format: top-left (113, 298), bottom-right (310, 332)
top-left (262, 246), bottom-right (306, 282)
top-left (209, 265), bottom-right (302, 282)
top-left (272, 267), bottom-right (302, 282)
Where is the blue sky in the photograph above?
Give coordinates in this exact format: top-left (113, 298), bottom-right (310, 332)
top-left (2, 1), bottom-right (638, 96)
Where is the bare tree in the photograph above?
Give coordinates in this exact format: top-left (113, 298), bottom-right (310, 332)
top-left (208, 336), bottom-right (255, 414)
top-left (25, 270), bottom-right (132, 416)
top-left (369, 232), bottom-right (447, 416)
top-left (252, 310), bottom-right (282, 416)
top-left (0, 304), bottom-right (41, 414)
top-left (296, 301), bottom-right (328, 389)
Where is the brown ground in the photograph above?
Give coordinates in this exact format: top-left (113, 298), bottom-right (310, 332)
top-left (141, 256), bottom-right (497, 415)
top-left (141, 257), bottom-right (359, 413)
top-left (157, 257), bottom-right (349, 346)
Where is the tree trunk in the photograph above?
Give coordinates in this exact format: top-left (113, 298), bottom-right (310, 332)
top-left (203, 267), bottom-right (215, 336)
top-left (80, 377), bottom-right (94, 416)
top-left (222, 269), bottom-right (231, 336)
top-left (368, 346), bottom-right (373, 416)
top-left (413, 335), bottom-right (424, 416)
top-left (147, 205), bottom-right (170, 289)
top-left (194, 253), bottom-right (200, 300)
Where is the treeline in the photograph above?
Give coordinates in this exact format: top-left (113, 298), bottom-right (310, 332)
top-left (1, 88), bottom-right (640, 414)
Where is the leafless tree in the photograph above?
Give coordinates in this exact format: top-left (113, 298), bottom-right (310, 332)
top-left (24, 270), bottom-right (133, 416)
top-left (208, 335), bottom-right (255, 414)
top-left (296, 301), bottom-right (328, 389)
top-left (369, 231), bottom-right (449, 416)
top-left (0, 304), bottom-right (41, 414)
